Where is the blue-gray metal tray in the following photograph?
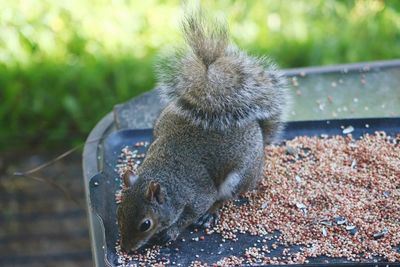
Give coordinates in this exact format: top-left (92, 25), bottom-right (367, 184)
top-left (89, 117), bottom-right (400, 267)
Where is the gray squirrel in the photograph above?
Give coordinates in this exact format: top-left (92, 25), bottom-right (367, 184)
top-left (117, 10), bottom-right (289, 252)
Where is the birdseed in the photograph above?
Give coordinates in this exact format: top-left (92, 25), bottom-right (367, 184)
top-left (114, 132), bottom-right (400, 266)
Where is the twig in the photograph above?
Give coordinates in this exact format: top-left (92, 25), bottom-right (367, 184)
top-left (17, 173), bottom-right (85, 208)
top-left (13, 136), bottom-right (107, 207)
top-left (13, 145), bottom-right (81, 176)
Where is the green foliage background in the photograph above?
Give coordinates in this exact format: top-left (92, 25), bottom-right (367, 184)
top-left (1, 0), bottom-right (399, 150)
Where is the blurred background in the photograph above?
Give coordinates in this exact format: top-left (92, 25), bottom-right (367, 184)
top-left (0, 1), bottom-right (399, 266)
top-left (1, 0), bottom-right (400, 150)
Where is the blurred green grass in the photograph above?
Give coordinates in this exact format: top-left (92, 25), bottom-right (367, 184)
top-left (1, 0), bottom-right (399, 150)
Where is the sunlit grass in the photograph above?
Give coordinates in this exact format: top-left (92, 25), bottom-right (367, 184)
top-left (0, 0), bottom-right (399, 149)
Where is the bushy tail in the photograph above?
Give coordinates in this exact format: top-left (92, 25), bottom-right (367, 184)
top-left (156, 10), bottom-right (288, 130)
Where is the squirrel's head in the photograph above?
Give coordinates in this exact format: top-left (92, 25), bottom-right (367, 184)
top-left (117, 170), bottom-right (167, 252)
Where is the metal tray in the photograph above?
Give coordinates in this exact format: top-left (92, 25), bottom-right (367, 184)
top-left (89, 117), bottom-right (400, 267)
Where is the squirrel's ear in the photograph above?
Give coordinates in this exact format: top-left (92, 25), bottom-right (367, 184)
top-left (122, 170), bottom-right (138, 188)
top-left (146, 181), bottom-right (164, 204)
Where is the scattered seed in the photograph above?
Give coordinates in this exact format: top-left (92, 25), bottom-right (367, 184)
top-left (322, 227), bottom-right (328, 237)
top-left (115, 133), bottom-right (400, 265)
top-left (320, 220), bottom-right (332, 227)
top-left (349, 227), bottom-right (358, 236)
top-left (351, 159), bottom-right (357, 169)
top-left (261, 202), bottom-right (268, 209)
top-left (292, 77), bottom-right (299, 87)
top-left (335, 216), bottom-right (347, 225)
top-left (373, 229), bottom-right (388, 240)
top-left (286, 146), bottom-right (298, 155)
top-left (296, 202), bottom-right (306, 209)
top-left (342, 126), bottom-right (354, 134)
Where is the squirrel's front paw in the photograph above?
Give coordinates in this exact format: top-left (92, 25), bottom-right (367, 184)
top-left (192, 212), bottom-right (219, 229)
top-left (152, 227), bottom-right (179, 245)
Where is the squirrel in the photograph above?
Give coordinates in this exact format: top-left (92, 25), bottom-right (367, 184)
top-left (117, 10), bottom-right (289, 252)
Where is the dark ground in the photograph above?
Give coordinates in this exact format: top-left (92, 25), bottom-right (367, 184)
top-left (0, 149), bottom-right (93, 267)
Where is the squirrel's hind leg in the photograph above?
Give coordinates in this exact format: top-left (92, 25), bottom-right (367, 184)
top-left (259, 118), bottom-right (284, 146)
top-left (192, 200), bottom-right (223, 229)
top-left (194, 171), bottom-right (249, 229)
top-left (233, 148), bottom-right (265, 196)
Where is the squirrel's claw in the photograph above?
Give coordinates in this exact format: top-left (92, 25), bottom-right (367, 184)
top-left (193, 212), bottom-right (219, 229)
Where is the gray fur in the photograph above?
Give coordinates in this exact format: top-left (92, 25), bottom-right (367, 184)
top-left (156, 11), bottom-right (289, 131)
top-left (117, 10), bottom-right (289, 252)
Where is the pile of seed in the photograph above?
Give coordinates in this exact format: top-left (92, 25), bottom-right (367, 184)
top-left (115, 142), bottom-right (149, 203)
top-left (113, 142), bottom-right (170, 266)
top-left (114, 132), bottom-right (400, 266)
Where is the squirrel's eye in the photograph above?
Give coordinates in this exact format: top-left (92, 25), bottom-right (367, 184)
top-left (139, 219), bottom-right (152, 232)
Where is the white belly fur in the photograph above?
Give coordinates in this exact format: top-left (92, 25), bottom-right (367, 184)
top-left (218, 172), bottom-right (241, 200)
